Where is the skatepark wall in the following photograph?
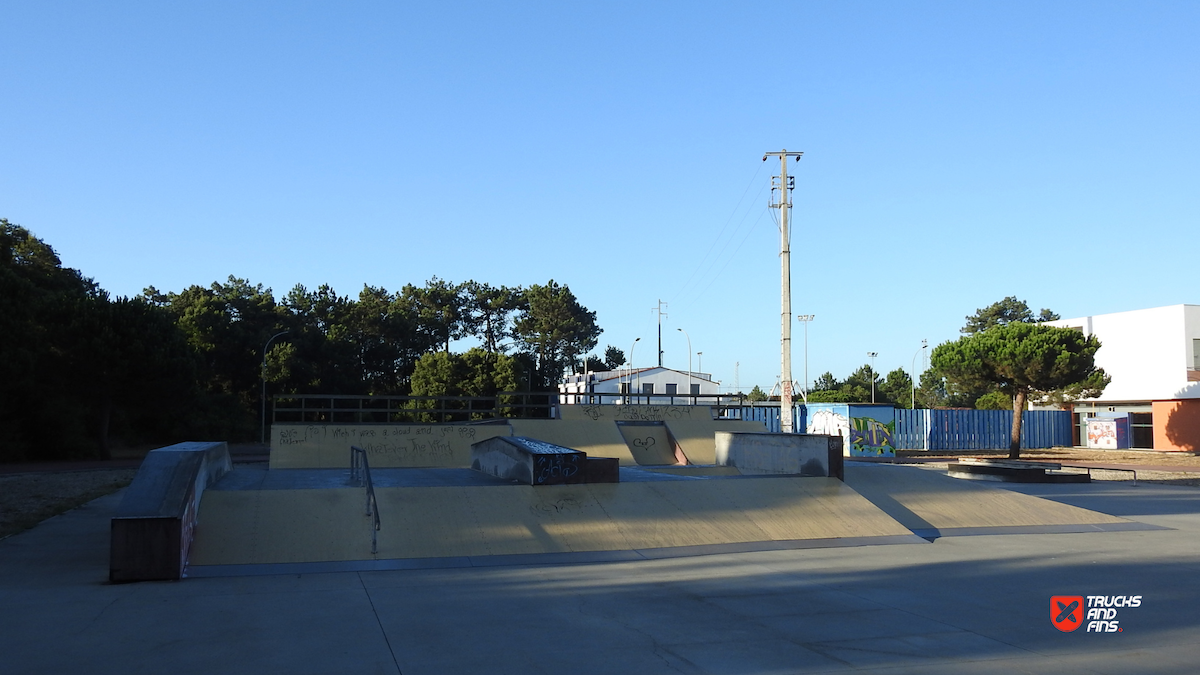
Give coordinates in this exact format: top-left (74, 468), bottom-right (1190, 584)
top-left (270, 405), bottom-right (769, 468)
top-left (715, 431), bottom-right (844, 480)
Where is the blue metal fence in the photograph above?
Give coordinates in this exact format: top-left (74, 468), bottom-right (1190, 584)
top-left (893, 408), bottom-right (1071, 450)
top-left (741, 405), bottom-right (1071, 450)
top-left (740, 405), bottom-right (804, 434)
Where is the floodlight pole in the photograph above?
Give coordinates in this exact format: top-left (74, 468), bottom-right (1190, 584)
top-left (764, 149), bottom-right (803, 431)
top-left (796, 315), bottom-right (814, 404)
top-left (261, 329), bottom-right (290, 445)
top-left (867, 351), bottom-right (878, 404)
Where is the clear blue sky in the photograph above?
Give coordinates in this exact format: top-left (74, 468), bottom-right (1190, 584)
top-left (3, 1), bottom-right (1197, 393)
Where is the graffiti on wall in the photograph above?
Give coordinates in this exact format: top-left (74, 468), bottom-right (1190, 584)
top-left (849, 417), bottom-right (896, 457)
top-left (1087, 421), bottom-right (1118, 449)
top-left (807, 409), bottom-right (850, 449)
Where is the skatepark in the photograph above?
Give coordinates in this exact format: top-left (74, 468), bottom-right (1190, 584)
top-left (4, 406), bottom-right (1200, 673)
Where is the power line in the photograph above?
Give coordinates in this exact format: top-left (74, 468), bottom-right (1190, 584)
top-left (681, 206), bottom-right (770, 305)
top-left (669, 163), bottom-right (765, 305)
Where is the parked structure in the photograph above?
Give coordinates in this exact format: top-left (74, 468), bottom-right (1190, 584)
top-left (559, 367), bottom-right (722, 405)
top-left (1045, 304), bottom-right (1200, 451)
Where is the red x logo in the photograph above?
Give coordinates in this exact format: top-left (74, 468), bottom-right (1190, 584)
top-left (1051, 596), bottom-right (1084, 632)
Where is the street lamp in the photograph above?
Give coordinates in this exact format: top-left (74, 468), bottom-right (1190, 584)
top-left (628, 337), bottom-right (641, 403)
top-left (911, 339), bottom-right (928, 409)
top-left (677, 327), bottom-right (692, 403)
top-left (867, 351), bottom-right (878, 404)
top-left (261, 329), bottom-right (290, 445)
top-left (797, 315), bottom-right (814, 403)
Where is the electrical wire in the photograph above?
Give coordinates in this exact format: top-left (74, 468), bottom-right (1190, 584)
top-left (668, 162), bottom-right (765, 305)
top-left (672, 179), bottom-right (769, 310)
top-left (680, 205), bottom-right (771, 305)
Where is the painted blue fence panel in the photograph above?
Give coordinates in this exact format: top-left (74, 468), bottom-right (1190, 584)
top-left (894, 409), bottom-right (1071, 450)
top-left (739, 405), bottom-right (805, 433)
top-left (737, 405), bottom-right (1070, 449)
top-left (893, 409), bottom-right (927, 449)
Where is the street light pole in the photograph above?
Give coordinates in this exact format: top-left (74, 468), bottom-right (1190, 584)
top-left (910, 339), bottom-right (927, 409)
top-left (677, 327), bottom-right (692, 403)
top-left (261, 329), bottom-right (290, 445)
top-left (867, 351), bottom-right (878, 404)
top-left (796, 315), bottom-right (814, 404)
top-left (629, 337), bottom-right (641, 403)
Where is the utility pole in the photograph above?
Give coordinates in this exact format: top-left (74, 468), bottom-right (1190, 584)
top-left (652, 299), bottom-right (668, 367)
top-left (764, 149), bottom-right (803, 432)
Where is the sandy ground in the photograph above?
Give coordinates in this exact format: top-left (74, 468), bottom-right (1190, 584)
top-left (0, 469), bottom-right (137, 540)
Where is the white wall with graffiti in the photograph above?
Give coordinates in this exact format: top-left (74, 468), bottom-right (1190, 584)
top-left (804, 403), bottom-right (896, 457)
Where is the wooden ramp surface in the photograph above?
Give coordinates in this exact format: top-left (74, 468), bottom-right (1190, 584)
top-left (844, 464), bottom-right (1130, 530)
top-left (189, 477), bottom-right (913, 566)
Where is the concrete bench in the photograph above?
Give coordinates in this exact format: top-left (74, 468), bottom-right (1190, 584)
top-left (110, 442), bottom-right (231, 582)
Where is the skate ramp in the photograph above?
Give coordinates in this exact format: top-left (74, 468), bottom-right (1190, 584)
top-left (187, 472), bottom-right (918, 567)
top-left (844, 463), bottom-right (1135, 536)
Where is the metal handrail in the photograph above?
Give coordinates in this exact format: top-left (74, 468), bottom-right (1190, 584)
top-left (349, 446), bottom-right (381, 554)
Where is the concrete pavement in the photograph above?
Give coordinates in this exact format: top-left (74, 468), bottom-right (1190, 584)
top-left (3, 463), bottom-right (1200, 674)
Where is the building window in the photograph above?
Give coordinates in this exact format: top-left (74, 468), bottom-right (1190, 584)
top-left (1194, 339), bottom-right (1200, 370)
top-left (619, 383), bottom-right (629, 394)
top-left (665, 383), bottom-right (678, 395)
top-left (642, 383), bottom-right (654, 395)
top-left (690, 383), bottom-right (700, 396)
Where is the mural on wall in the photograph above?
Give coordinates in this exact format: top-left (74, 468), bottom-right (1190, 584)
top-left (1087, 420), bottom-right (1118, 449)
top-left (849, 417), bottom-right (895, 457)
top-left (808, 409), bottom-right (849, 436)
top-left (807, 409), bottom-right (850, 450)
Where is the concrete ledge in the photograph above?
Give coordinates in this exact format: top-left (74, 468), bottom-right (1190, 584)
top-left (910, 521), bottom-right (1170, 540)
top-left (110, 442), bottom-right (231, 582)
top-left (585, 457), bottom-right (620, 483)
top-left (470, 436), bottom-right (585, 485)
top-left (947, 461), bottom-right (1090, 483)
top-left (715, 432), bottom-right (844, 480)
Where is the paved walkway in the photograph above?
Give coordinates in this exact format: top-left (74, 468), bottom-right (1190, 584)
top-left (865, 454), bottom-right (1200, 474)
top-left (3, 464), bottom-right (1200, 674)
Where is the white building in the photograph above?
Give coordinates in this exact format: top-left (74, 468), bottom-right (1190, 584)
top-left (1045, 304), bottom-right (1200, 451)
top-left (559, 367), bottom-right (723, 405)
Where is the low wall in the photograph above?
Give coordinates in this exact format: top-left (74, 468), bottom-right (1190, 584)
top-left (272, 406), bottom-right (770, 469)
top-left (270, 422), bottom-right (511, 468)
top-left (110, 442), bottom-right (231, 582)
top-left (714, 432), bottom-right (844, 480)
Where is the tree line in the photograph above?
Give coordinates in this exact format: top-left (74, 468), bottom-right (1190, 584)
top-left (1, 219), bottom-right (612, 462)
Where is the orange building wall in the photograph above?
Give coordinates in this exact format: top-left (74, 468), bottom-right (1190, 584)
top-left (1153, 399), bottom-right (1200, 452)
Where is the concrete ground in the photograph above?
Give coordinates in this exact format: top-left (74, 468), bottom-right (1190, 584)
top-left (3, 464), bottom-right (1200, 674)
